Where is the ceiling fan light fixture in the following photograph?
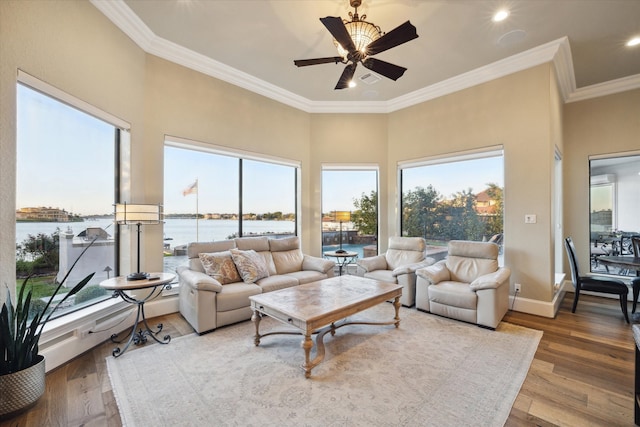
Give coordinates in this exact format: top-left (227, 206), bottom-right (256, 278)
top-left (335, 19), bottom-right (381, 60)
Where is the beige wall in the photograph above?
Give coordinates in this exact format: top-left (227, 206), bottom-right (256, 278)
top-left (389, 65), bottom-right (558, 302)
top-left (142, 56), bottom-right (313, 270)
top-left (309, 114), bottom-right (389, 254)
top-left (563, 89), bottom-right (640, 274)
top-left (2, 0), bottom-right (639, 312)
top-left (0, 0), bottom-right (146, 299)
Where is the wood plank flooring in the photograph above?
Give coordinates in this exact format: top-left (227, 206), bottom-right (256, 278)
top-left (1, 293), bottom-right (635, 426)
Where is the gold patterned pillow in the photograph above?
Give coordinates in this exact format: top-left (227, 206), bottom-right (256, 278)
top-left (230, 249), bottom-right (270, 284)
top-left (198, 251), bottom-right (242, 284)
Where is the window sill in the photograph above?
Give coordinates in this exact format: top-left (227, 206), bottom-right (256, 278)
top-left (39, 297), bottom-right (129, 346)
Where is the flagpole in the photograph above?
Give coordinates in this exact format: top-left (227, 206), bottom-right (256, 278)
top-left (196, 178), bottom-right (199, 241)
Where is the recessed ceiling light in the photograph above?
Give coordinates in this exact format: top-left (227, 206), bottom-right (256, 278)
top-left (348, 81), bottom-right (357, 88)
top-left (493, 9), bottom-right (509, 22)
top-left (627, 37), bottom-right (640, 47)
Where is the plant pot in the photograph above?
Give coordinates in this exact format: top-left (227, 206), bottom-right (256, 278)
top-left (0, 355), bottom-right (45, 419)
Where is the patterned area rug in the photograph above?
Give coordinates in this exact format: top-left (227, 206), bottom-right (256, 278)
top-left (107, 305), bottom-right (542, 427)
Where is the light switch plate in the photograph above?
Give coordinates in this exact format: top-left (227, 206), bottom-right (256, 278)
top-left (525, 214), bottom-right (537, 224)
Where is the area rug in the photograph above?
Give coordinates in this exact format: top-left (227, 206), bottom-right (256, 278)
top-left (107, 306), bottom-right (542, 427)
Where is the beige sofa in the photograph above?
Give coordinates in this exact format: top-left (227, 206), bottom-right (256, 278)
top-left (177, 236), bottom-right (335, 334)
top-left (415, 240), bottom-right (510, 329)
top-left (356, 237), bottom-right (436, 307)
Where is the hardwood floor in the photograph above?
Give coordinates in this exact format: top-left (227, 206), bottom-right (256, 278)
top-left (1, 293), bottom-right (635, 426)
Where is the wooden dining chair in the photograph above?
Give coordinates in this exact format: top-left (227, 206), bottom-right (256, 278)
top-left (630, 235), bottom-right (640, 313)
top-left (564, 237), bottom-right (629, 323)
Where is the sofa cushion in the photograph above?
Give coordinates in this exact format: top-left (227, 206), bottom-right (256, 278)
top-left (363, 269), bottom-right (397, 284)
top-left (198, 251), bottom-right (242, 284)
top-left (235, 236), bottom-right (270, 252)
top-left (187, 240), bottom-right (236, 273)
top-left (270, 236), bottom-right (304, 274)
top-left (272, 250), bottom-right (304, 274)
top-left (429, 281), bottom-right (478, 310)
top-left (256, 275), bottom-right (298, 293)
top-left (230, 249), bottom-right (270, 283)
top-left (216, 282), bottom-right (262, 312)
top-left (284, 270), bottom-right (328, 285)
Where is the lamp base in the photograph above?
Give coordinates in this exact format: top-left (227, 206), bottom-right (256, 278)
top-left (126, 272), bottom-right (149, 281)
top-left (335, 249), bottom-right (347, 254)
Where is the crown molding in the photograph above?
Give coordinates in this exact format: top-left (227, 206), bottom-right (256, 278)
top-left (566, 73), bottom-right (640, 103)
top-left (92, 1), bottom-right (639, 114)
top-left (388, 37), bottom-right (570, 112)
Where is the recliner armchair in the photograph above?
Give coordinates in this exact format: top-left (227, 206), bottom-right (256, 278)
top-left (356, 236), bottom-right (435, 307)
top-left (415, 240), bottom-right (510, 329)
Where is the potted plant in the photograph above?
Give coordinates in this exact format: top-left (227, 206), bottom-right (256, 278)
top-left (0, 240), bottom-right (96, 419)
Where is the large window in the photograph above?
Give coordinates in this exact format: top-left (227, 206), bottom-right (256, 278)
top-left (163, 139), bottom-right (299, 273)
top-left (16, 79), bottom-right (122, 320)
top-left (399, 148), bottom-right (504, 258)
top-left (321, 167), bottom-right (378, 259)
top-left (589, 153), bottom-right (640, 274)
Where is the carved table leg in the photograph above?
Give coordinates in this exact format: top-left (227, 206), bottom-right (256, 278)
top-left (393, 296), bottom-right (401, 328)
top-left (252, 310), bottom-right (262, 346)
top-left (302, 334), bottom-right (314, 378)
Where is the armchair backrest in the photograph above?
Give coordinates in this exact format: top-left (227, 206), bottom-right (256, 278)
top-left (385, 237), bottom-right (426, 270)
top-left (446, 240), bottom-right (499, 283)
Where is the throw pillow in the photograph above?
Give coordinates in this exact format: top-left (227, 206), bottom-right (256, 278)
top-left (198, 251), bottom-right (242, 284)
top-left (230, 249), bottom-right (270, 284)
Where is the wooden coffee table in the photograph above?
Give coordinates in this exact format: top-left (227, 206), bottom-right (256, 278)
top-left (249, 275), bottom-right (402, 378)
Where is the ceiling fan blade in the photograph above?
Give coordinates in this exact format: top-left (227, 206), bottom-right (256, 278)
top-left (294, 57), bottom-right (344, 67)
top-left (320, 16), bottom-right (357, 54)
top-left (335, 63), bottom-right (357, 90)
top-left (362, 57), bottom-right (407, 81)
top-left (365, 21), bottom-right (418, 56)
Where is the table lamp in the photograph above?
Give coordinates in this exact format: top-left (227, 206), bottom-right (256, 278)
top-left (115, 202), bottom-right (163, 281)
top-left (334, 211), bottom-right (351, 253)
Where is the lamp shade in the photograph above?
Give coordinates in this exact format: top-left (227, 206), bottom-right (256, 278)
top-left (115, 203), bottom-right (162, 224)
top-left (334, 211), bottom-right (351, 222)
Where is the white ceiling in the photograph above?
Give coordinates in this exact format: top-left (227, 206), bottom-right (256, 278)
top-left (93, 0), bottom-right (640, 112)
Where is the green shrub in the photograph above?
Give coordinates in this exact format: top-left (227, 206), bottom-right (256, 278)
top-left (74, 285), bottom-right (108, 305)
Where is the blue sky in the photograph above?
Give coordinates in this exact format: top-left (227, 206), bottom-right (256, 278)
top-left (16, 85), bottom-right (114, 216)
top-left (17, 84), bottom-right (503, 217)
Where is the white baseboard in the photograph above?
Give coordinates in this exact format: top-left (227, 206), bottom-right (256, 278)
top-left (509, 289), bottom-right (565, 318)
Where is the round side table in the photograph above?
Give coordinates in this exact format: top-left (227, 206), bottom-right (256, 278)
top-left (100, 272), bottom-right (175, 357)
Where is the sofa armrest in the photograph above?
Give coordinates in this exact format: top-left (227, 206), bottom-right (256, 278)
top-left (469, 267), bottom-right (511, 291)
top-left (356, 255), bottom-right (388, 273)
top-left (177, 267), bottom-right (223, 292)
top-left (303, 254), bottom-right (335, 274)
top-left (391, 257), bottom-right (437, 277)
top-left (415, 261), bottom-right (450, 285)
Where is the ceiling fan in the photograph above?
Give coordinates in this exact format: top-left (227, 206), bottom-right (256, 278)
top-left (293, 0), bottom-right (419, 90)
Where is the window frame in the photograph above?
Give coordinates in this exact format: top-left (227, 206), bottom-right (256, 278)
top-left (16, 70), bottom-right (130, 319)
top-left (320, 164), bottom-right (380, 257)
top-left (397, 145), bottom-right (504, 247)
top-left (162, 136), bottom-right (301, 275)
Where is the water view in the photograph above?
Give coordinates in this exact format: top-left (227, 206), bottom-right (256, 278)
top-left (16, 219), bottom-right (368, 274)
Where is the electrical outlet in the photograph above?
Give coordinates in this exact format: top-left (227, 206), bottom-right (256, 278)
top-left (75, 323), bottom-right (94, 339)
top-left (514, 283), bottom-right (522, 293)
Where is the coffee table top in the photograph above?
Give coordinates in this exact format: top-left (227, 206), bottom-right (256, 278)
top-left (250, 275), bottom-right (401, 324)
